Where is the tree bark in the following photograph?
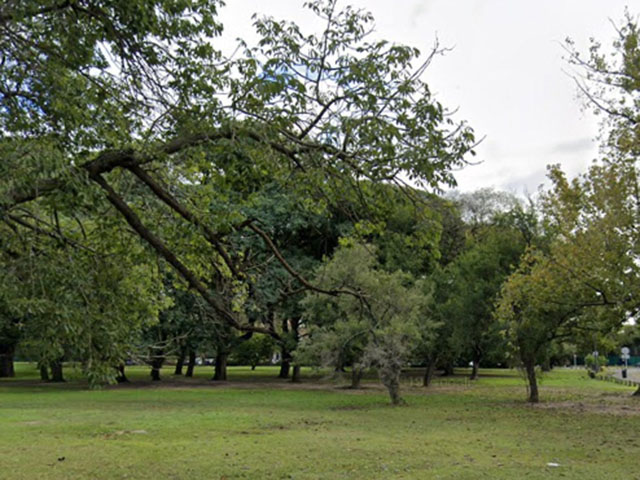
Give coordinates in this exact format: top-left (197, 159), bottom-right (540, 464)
top-left (212, 352), bottom-right (228, 381)
top-left (350, 367), bottom-right (363, 389)
top-left (0, 345), bottom-right (15, 377)
top-left (380, 372), bottom-right (403, 406)
top-left (633, 385), bottom-right (640, 397)
top-left (470, 349), bottom-right (481, 380)
top-left (50, 360), bottom-right (64, 382)
top-left (291, 365), bottom-right (301, 383)
top-left (150, 350), bottom-right (164, 381)
top-left (278, 341), bottom-right (291, 379)
top-left (470, 360), bottom-right (479, 380)
top-left (278, 356), bottom-right (291, 379)
top-left (185, 350), bottom-right (196, 378)
top-left (39, 364), bottom-right (49, 381)
top-left (174, 348), bottom-right (186, 375)
top-left (524, 359), bottom-right (539, 403)
top-left (423, 359), bottom-right (436, 387)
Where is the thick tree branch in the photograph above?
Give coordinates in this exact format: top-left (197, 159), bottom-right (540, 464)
top-left (90, 173), bottom-right (279, 339)
top-left (127, 165), bottom-right (242, 279)
top-left (3, 131), bottom-right (231, 209)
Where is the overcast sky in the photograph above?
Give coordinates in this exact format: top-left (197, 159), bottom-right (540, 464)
top-left (217, 1), bottom-right (632, 194)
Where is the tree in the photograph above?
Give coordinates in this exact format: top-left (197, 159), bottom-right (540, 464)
top-left (300, 242), bottom-right (433, 405)
top-left (0, 197), bottom-right (165, 384)
top-left (496, 12), bottom-right (640, 402)
top-left (444, 223), bottom-right (526, 380)
top-left (1, 0), bottom-right (475, 345)
top-left (230, 335), bottom-right (274, 371)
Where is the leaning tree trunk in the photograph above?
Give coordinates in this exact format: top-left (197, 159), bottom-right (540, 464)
top-left (185, 350), bottom-right (196, 378)
top-left (0, 344), bottom-right (15, 378)
top-left (50, 360), bottom-right (64, 382)
top-left (524, 359), bottom-right (539, 403)
top-left (39, 364), bottom-right (50, 381)
top-left (212, 352), bottom-right (228, 381)
top-left (633, 385), bottom-right (640, 397)
top-left (423, 358), bottom-right (436, 387)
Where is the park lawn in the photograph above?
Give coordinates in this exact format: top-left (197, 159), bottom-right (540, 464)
top-left (0, 365), bottom-right (638, 480)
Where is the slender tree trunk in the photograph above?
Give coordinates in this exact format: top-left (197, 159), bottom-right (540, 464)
top-left (387, 382), bottom-right (403, 405)
top-left (278, 318), bottom-right (292, 379)
top-left (470, 349), bottom-right (481, 380)
top-left (470, 362), bottom-right (479, 380)
top-left (40, 364), bottom-right (50, 381)
top-left (0, 345), bottom-right (15, 378)
top-left (350, 367), bottom-right (363, 389)
top-left (291, 365), bottom-right (301, 383)
top-left (212, 352), bottom-right (228, 381)
top-left (633, 385), bottom-right (640, 397)
top-left (380, 368), bottom-right (403, 405)
top-left (278, 347), bottom-right (291, 379)
top-left (524, 359), bottom-right (539, 403)
top-left (50, 360), bottom-right (64, 382)
top-left (423, 359), bottom-right (436, 387)
top-left (174, 348), bottom-right (186, 375)
top-left (115, 364), bottom-right (129, 383)
top-left (150, 350), bottom-right (164, 381)
top-left (185, 350), bottom-right (196, 378)
top-left (251, 364), bottom-right (256, 371)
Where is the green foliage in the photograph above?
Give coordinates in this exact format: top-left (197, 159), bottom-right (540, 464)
top-left (300, 242), bottom-right (434, 403)
top-left (1, 0), bottom-right (476, 385)
top-left (230, 335), bottom-right (275, 368)
top-left (584, 353), bottom-right (607, 371)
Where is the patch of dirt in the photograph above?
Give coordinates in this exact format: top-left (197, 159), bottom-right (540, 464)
top-left (528, 395), bottom-right (640, 416)
top-left (106, 378), bottom-right (385, 393)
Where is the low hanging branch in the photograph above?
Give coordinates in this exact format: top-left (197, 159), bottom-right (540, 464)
top-left (127, 165), bottom-right (242, 280)
top-left (90, 173), bottom-right (280, 340)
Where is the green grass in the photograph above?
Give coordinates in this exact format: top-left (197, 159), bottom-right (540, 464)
top-left (1, 365), bottom-right (638, 479)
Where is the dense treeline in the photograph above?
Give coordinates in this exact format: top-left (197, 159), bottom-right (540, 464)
top-left (0, 1), bottom-right (639, 403)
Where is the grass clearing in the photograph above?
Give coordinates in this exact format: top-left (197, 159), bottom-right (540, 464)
top-left (1, 365), bottom-right (638, 479)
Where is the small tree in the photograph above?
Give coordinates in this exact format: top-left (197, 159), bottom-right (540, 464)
top-left (230, 334), bottom-right (275, 370)
top-left (301, 242), bottom-right (433, 405)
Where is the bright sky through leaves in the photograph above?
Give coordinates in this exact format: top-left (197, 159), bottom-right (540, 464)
top-left (218, 0), bottom-right (631, 193)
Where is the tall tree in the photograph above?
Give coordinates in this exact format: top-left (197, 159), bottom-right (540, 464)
top-left (1, 1), bottom-right (476, 343)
